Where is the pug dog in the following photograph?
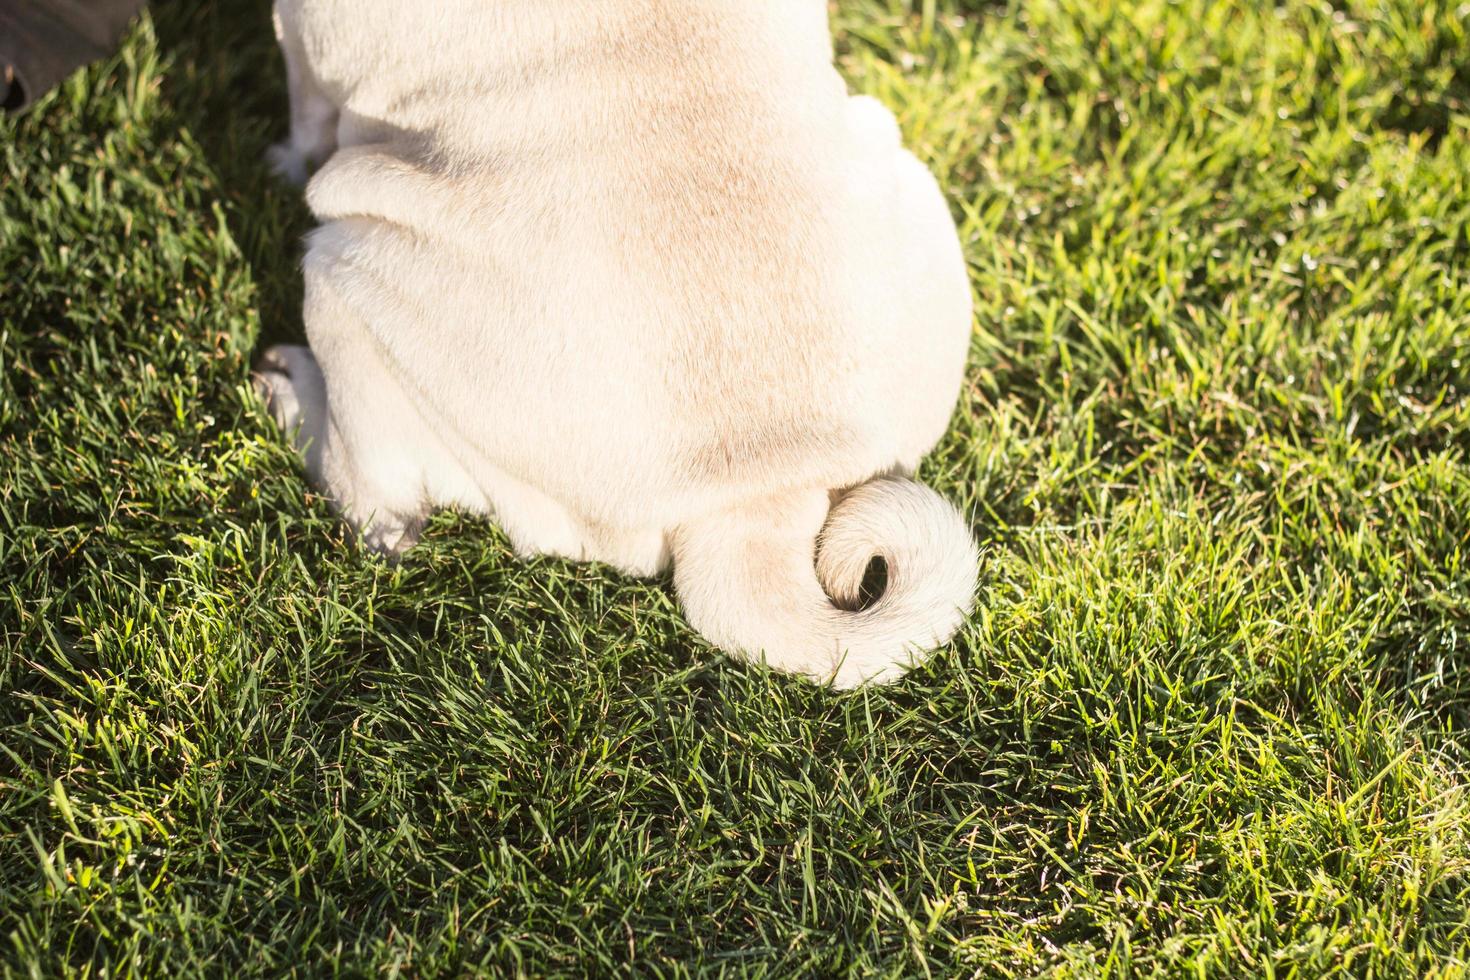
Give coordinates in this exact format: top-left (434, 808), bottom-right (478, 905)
top-left (253, 1), bottom-right (978, 688)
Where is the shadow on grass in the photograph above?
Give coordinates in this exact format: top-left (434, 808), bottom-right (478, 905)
top-left (150, 0), bottom-right (312, 350)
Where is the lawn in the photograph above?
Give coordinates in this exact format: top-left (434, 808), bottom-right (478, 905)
top-left (3, 0), bottom-right (1470, 975)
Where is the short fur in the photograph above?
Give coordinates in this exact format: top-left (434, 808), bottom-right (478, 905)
top-left (255, 0), bottom-right (978, 687)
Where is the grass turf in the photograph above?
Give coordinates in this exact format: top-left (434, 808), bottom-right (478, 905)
top-left (3, 0), bottom-right (1470, 974)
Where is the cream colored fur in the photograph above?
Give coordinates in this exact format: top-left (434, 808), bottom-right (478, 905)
top-left (253, 0), bottom-right (979, 687)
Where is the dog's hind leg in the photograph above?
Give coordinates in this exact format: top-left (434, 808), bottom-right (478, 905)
top-left (254, 338), bottom-right (448, 557)
top-left (253, 343), bottom-right (328, 483)
top-left (267, 0), bottom-right (339, 185)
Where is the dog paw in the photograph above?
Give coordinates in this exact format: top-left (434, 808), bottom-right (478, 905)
top-left (252, 367), bottom-right (300, 433)
top-left (359, 514), bottom-right (423, 560)
top-left (266, 142), bottom-right (312, 186)
top-left (251, 344), bottom-right (316, 433)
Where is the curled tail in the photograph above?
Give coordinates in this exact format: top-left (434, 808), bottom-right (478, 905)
top-left (672, 477), bottom-right (978, 688)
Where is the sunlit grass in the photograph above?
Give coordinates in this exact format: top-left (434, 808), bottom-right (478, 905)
top-left (3, 1), bottom-right (1468, 974)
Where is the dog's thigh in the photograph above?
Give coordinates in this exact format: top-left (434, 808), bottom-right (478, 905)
top-left (845, 95), bottom-right (973, 468)
top-left (846, 94), bottom-right (905, 150)
top-left (289, 270), bottom-right (485, 555)
top-left (889, 152), bottom-right (972, 467)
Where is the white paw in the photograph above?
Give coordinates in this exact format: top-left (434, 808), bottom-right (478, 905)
top-left (252, 369), bottom-right (301, 434)
top-left (252, 344), bottom-right (316, 433)
top-left (266, 142), bottom-right (312, 186)
top-left (252, 344), bottom-right (330, 486)
top-left (358, 513), bottom-right (423, 559)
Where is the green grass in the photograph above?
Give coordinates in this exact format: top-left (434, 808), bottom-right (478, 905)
top-left (3, 0), bottom-right (1470, 974)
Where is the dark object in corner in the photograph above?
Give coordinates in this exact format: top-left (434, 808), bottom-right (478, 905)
top-left (0, 0), bottom-right (146, 113)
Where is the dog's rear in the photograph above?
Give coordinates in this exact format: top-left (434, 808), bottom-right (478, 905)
top-left (259, 0), bottom-right (978, 686)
